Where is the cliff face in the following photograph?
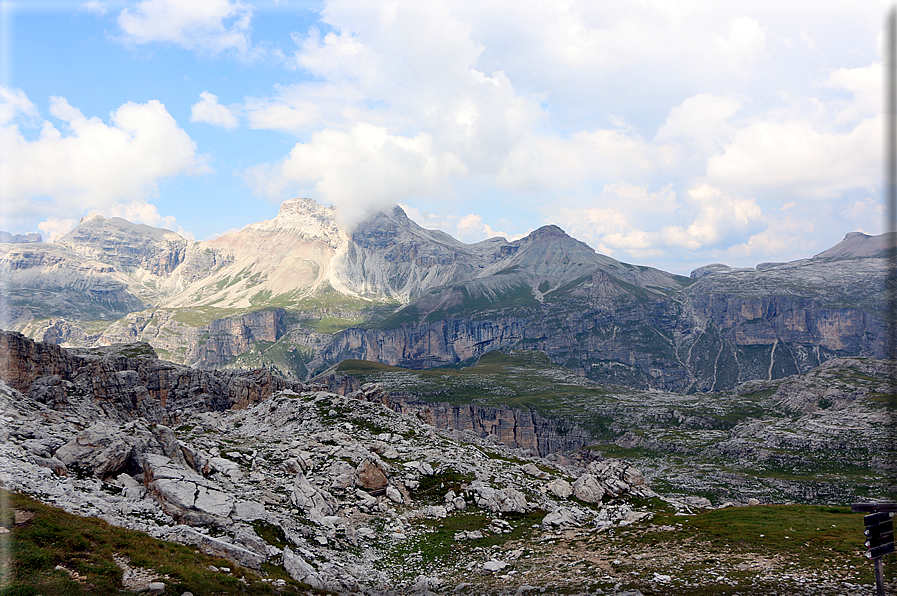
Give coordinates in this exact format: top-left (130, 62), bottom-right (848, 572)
top-left (98, 308), bottom-right (285, 368)
top-left (57, 215), bottom-right (191, 278)
top-left (350, 384), bottom-right (591, 457)
top-left (0, 331), bottom-right (303, 425)
top-left (312, 289), bottom-right (887, 392)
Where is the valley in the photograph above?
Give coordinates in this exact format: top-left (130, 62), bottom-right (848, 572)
top-left (0, 199), bottom-right (894, 594)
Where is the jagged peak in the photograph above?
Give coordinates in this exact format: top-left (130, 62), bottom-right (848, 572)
top-left (78, 213), bottom-right (106, 225)
top-left (276, 197), bottom-right (333, 219)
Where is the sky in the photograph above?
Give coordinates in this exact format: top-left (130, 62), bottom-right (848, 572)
top-left (0, 0), bottom-right (888, 275)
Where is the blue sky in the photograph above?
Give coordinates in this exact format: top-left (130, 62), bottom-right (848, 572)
top-left (0, 0), bottom-right (887, 274)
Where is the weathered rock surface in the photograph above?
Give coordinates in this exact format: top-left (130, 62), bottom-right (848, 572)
top-left (0, 337), bottom-right (661, 594)
top-left (0, 330), bottom-right (303, 424)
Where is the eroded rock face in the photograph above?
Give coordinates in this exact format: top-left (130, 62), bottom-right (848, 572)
top-left (0, 330), bottom-right (303, 424)
top-left (364, 387), bottom-right (592, 457)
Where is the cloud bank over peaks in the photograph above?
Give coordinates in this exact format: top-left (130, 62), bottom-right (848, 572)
top-left (0, 87), bottom-right (204, 240)
top-left (551, 182), bottom-right (765, 261)
top-left (245, 123), bottom-right (466, 230)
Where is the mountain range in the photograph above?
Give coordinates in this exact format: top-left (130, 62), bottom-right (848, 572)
top-left (1, 197), bottom-right (892, 391)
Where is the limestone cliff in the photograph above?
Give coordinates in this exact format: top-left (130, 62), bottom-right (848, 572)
top-left (351, 384), bottom-right (591, 457)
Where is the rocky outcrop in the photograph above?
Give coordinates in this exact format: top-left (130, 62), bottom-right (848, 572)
top-left (57, 215), bottom-right (191, 278)
top-left (0, 231), bottom-right (42, 243)
top-left (0, 330), bottom-right (303, 424)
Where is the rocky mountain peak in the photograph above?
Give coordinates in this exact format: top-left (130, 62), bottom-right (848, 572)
top-left (812, 230), bottom-right (896, 260)
top-left (0, 231), bottom-right (42, 244)
top-left (241, 197), bottom-right (344, 248)
top-left (525, 224), bottom-right (570, 240)
top-left (56, 215), bottom-right (190, 278)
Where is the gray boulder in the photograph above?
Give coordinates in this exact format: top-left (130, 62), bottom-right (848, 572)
top-left (283, 547), bottom-right (324, 589)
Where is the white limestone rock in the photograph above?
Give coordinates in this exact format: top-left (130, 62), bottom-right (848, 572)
top-left (547, 478), bottom-right (573, 499)
top-left (542, 507), bottom-right (580, 528)
top-left (283, 547), bottom-right (324, 589)
top-left (572, 474), bottom-right (604, 504)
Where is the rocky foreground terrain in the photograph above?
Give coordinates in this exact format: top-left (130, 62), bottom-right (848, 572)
top-left (1, 331), bottom-right (892, 595)
top-left (335, 352), bottom-right (897, 507)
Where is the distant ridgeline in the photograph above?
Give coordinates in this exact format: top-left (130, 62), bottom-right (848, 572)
top-left (0, 198), bottom-right (892, 392)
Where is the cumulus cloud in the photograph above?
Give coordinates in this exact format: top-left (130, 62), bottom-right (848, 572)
top-left (655, 94), bottom-right (742, 158)
top-left (658, 184), bottom-right (765, 251)
top-left (497, 129), bottom-right (659, 194)
top-left (455, 213), bottom-right (524, 243)
top-left (219, 0), bottom-right (880, 267)
top-left (707, 116), bottom-right (880, 200)
top-left (190, 91), bottom-right (239, 128)
top-left (37, 217), bottom-right (80, 243)
top-left (550, 182), bottom-right (764, 261)
top-left (0, 87), bottom-right (204, 239)
top-left (0, 87), bottom-right (39, 125)
top-left (245, 123), bottom-right (466, 229)
top-left (116, 0), bottom-right (254, 55)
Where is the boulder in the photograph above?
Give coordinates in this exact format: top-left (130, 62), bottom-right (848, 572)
top-left (283, 547), bottom-right (324, 589)
top-left (542, 507), bottom-right (580, 528)
top-left (471, 484), bottom-right (528, 513)
top-left (291, 474), bottom-right (337, 516)
top-left (354, 457), bottom-right (388, 490)
top-left (54, 422), bottom-right (138, 479)
top-left (163, 525), bottom-right (265, 569)
top-left (572, 474), bottom-right (604, 504)
top-left (547, 478), bottom-right (572, 499)
top-left (385, 485), bottom-right (403, 504)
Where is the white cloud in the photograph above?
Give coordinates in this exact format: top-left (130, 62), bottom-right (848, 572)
top-left (190, 91), bottom-right (239, 129)
top-left (396, 203), bottom-right (454, 231)
top-left (707, 116), bottom-right (880, 200)
top-left (105, 201), bottom-right (195, 239)
top-left (550, 182), bottom-right (764, 260)
top-left (116, 0), bottom-right (253, 55)
top-left (0, 86), bottom-right (39, 125)
top-left (245, 123), bottom-right (466, 229)
top-left (455, 213), bottom-right (523, 243)
top-left (823, 62), bottom-right (880, 125)
top-left (243, 93), bottom-right (323, 134)
top-left (82, 1), bottom-right (111, 15)
top-left (38, 217), bottom-right (79, 243)
top-left (0, 88), bottom-right (205, 236)
top-left (497, 128), bottom-right (659, 195)
top-left (216, 0), bottom-right (880, 268)
top-left (291, 27), bottom-right (379, 83)
top-left (655, 94), bottom-right (742, 157)
top-left (658, 184), bottom-right (765, 250)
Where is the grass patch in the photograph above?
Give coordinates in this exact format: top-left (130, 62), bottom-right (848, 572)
top-left (381, 509), bottom-right (545, 579)
top-left (0, 490), bottom-right (329, 595)
top-left (413, 470), bottom-right (476, 502)
top-left (641, 504), bottom-right (883, 572)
